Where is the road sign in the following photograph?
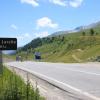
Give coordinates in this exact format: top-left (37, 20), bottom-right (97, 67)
top-left (0, 38), bottom-right (17, 50)
top-left (0, 38), bottom-right (17, 74)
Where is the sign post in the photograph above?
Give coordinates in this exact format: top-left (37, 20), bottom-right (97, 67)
top-left (0, 50), bottom-right (3, 74)
top-left (0, 38), bottom-right (17, 74)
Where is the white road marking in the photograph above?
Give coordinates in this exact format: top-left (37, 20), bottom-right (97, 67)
top-left (8, 65), bottom-right (100, 100)
top-left (56, 67), bottom-right (100, 76)
top-left (26, 62), bottom-right (100, 76)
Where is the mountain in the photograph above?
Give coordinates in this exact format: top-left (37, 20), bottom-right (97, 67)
top-left (75, 21), bottom-right (100, 30)
top-left (86, 21), bottom-right (100, 28)
top-left (3, 50), bottom-right (16, 55)
top-left (50, 21), bottom-right (100, 36)
top-left (49, 31), bottom-right (69, 37)
top-left (50, 30), bottom-right (78, 37)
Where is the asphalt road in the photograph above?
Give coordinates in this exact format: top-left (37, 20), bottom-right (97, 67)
top-left (5, 61), bottom-right (100, 100)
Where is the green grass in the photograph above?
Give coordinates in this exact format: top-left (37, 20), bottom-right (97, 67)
top-left (35, 36), bottom-right (100, 63)
top-left (0, 67), bottom-right (45, 100)
top-left (6, 36), bottom-right (100, 63)
top-left (3, 54), bottom-right (16, 60)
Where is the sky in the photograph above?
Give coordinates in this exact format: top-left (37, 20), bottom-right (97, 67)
top-left (0, 0), bottom-right (100, 47)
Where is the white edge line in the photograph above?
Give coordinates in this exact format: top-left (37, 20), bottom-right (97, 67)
top-left (60, 68), bottom-right (100, 76)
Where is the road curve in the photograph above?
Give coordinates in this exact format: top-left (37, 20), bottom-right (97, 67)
top-left (5, 61), bottom-right (100, 100)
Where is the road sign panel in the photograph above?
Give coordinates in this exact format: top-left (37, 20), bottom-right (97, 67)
top-left (0, 38), bottom-right (17, 74)
top-left (0, 38), bottom-right (17, 50)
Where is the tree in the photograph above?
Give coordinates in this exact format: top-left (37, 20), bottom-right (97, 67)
top-left (96, 32), bottom-right (98, 35)
top-left (82, 31), bottom-right (86, 36)
top-left (90, 28), bottom-right (95, 36)
top-left (52, 37), bottom-right (55, 41)
top-left (20, 38), bottom-right (42, 51)
top-left (61, 36), bottom-right (65, 41)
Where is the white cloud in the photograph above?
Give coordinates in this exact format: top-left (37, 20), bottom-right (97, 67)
top-left (15, 33), bottom-right (34, 46)
top-left (69, 0), bottom-right (83, 8)
top-left (49, 0), bottom-right (83, 7)
top-left (21, 0), bottom-right (39, 7)
top-left (19, 0), bottom-right (83, 8)
top-left (34, 31), bottom-right (49, 38)
top-left (16, 32), bottom-right (49, 46)
top-left (24, 33), bottom-right (31, 38)
top-left (17, 32), bottom-right (49, 44)
top-left (10, 24), bottom-right (18, 30)
top-left (17, 33), bottom-right (31, 40)
top-left (49, 0), bottom-right (67, 6)
top-left (36, 17), bottom-right (58, 29)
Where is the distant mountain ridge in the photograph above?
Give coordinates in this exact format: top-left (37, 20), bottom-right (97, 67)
top-left (75, 21), bottom-right (100, 30)
top-left (50, 21), bottom-right (100, 36)
top-left (3, 50), bottom-right (16, 55)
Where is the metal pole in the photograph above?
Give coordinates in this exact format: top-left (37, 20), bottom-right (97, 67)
top-left (0, 50), bottom-right (3, 74)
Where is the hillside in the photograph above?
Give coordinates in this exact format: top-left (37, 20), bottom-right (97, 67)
top-left (17, 24), bottom-right (100, 63)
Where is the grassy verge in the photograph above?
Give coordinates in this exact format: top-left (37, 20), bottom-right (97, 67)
top-left (0, 67), bottom-right (45, 100)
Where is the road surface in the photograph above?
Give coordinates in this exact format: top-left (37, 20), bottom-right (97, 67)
top-left (5, 61), bottom-right (100, 100)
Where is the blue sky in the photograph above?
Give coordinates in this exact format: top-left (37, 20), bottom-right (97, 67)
top-left (0, 0), bottom-right (100, 47)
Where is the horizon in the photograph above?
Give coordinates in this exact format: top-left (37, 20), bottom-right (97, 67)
top-left (0, 0), bottom-right (100, 46)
